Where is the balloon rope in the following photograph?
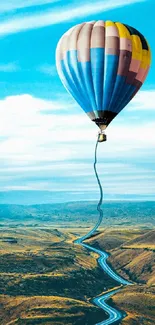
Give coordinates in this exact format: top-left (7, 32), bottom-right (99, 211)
top-left (93, 136), bottom-right (104, 230)
top-left (75, 136), bottom-right (103, 243)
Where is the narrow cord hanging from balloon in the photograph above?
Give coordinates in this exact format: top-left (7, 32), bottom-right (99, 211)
top-left (75, 135), bottom-right (103, 243)
top-left (93, 136), bottom-right (104, 230)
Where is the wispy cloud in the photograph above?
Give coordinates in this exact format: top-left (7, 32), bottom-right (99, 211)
top-left (0, 0), bottom-right (146, 36)
top-left (0, 62), bottom-right (19, 72)
top-left (0, 91), bottom-right (154, 194)
top-left (38, 64), bottom-right (57, 76)
top-left (0, 91), bottom-right (154, 164)
top-left (0, 0), bottom-right (60, 13)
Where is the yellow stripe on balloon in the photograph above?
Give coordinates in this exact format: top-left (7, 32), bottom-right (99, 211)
top-left (115, 22), bottom-right (131, 39)
top-left (147, 45), bottom-right (152, 66)
top-left (105, 21), bottom-right (115, 27)
top-left (131, 35), bottom-right (142, 61)
top-left (140, 49), bottom-right (150, 69)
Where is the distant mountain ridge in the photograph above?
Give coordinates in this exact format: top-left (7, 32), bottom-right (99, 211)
top-left (0, 201), bottom-right (155, 227)
top-left (0, 190), bottom-right (154, 205)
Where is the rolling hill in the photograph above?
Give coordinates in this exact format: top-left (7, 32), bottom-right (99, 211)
top-left (0, 201), bottom-right (155, 228)
top-left (0, 227), bottom-right (117, 325)
top-left (88, 229), bottom-right (155, 285)
top-left (88, 228), bottom-right (155, 324)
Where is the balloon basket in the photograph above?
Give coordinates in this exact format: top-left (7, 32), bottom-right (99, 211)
top-left (98, 132), bottom-right (107, 142)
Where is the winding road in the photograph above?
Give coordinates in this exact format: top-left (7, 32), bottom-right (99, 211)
top-left (75, 137), bottom-right (132, 324)
top-left (75, 235), bottom-right (132, 325)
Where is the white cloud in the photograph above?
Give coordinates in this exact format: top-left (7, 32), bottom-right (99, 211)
top-left (0, 94), bottom-right (70, 117)
top-left (0, 62), bottom-right (19, 72)
top-left (38, 64), bottom-right (57, 76)
top-left (0, 92), bottom-right (154, 193)
top-left (2, 176), bottom-right (155, 195)
top-left (0, 92), bottom-right (155, 162)
top-left (129, 90), bottom-right (155, 111)
top-left (0, 0), bottom-right (60, 13)
top-left (0, 0), bottom-right (146, 36)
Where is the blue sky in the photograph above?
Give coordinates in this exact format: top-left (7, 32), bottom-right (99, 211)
top-left (0, 0), bottom-right (155, 202)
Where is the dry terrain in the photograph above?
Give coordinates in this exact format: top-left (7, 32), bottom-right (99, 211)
top-left (0, 226), bottom-right (154, 325)
top-left (0, 227), bottom-right (114, 325)
top-left (88, 228), bottom-right (155, 324)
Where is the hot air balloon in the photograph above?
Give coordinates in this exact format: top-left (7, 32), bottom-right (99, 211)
top-left (56, 20), bottom-right (151, 142)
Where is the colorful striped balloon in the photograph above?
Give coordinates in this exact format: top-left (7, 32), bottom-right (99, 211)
top-left (56, 20), bottom-right (151, 131)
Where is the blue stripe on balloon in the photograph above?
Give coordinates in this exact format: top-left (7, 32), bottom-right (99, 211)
top-left (78, 60), bottom-right (97, 113)
top-left (114, 83), bottom-right (136, 113)
top-left (68, 50), bottom-right (91, 110)
top-left (58, 50), bottom-right (137, 117)
top-left (64, 51), bottom-right (91, 107)
top-left (116, 84), bottom-right (136, 114)
top-left (65, 52), bottom-right (82, 93)
top-left (108, 75), bottom-right (126, 112)
top-left (60, 60), bottom-right (89, 113)
top-left (103, 54), bottom-right (119, 111)
top-left (90, 48), bottom-right (104, 111)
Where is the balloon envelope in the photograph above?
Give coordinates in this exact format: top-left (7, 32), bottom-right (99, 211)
top-left (56, 21), bottom-right (151, 130)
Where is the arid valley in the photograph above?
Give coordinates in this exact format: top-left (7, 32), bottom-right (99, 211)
top-left (0, 200), bottom-right (154, 325)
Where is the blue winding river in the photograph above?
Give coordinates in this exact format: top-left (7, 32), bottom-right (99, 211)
top-left (75, 138), bottom-right (132, 324)
top-left (75, 235), bottom-right (132, 325)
